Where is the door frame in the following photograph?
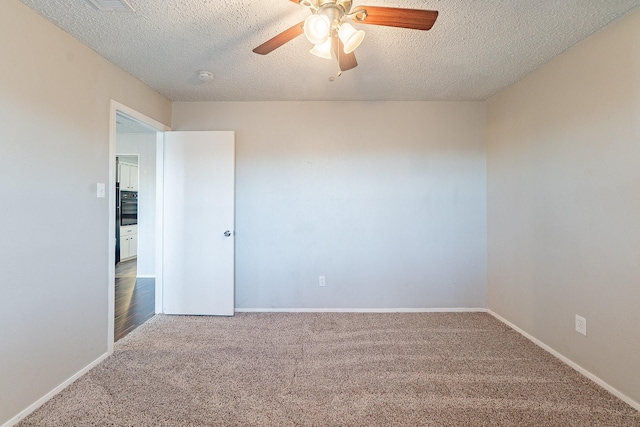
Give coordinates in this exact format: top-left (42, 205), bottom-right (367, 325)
top-left (108, 100), bottom-right (170, 354)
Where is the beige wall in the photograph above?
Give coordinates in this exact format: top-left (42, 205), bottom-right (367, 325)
top-left (173, 101), bottom-right (487, 310)
top-left (0, 1), bottom-right (171, 424)
top-left (487, 8), bottom-right (640, 405)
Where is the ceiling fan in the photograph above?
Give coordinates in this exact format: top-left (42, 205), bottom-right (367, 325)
top-left (253, 0), bottom-right (438, 73)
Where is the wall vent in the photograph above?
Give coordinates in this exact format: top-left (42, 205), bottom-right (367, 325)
top-left (86, 0), bottom-right (135, 12)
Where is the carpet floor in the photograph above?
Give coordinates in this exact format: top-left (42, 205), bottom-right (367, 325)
top-left (18, 313), bottom-right (639, 426)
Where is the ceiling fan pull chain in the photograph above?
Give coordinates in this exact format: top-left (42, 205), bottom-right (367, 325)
top-left (329, 39), bottom-right (342, 82)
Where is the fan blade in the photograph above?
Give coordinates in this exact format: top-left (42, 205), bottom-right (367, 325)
top-left (253, 21), bottom-right (305, 55)
top-left (352, 6), bottom-right (438, 31)
top-left (332, 36), bottom-right (358, 71)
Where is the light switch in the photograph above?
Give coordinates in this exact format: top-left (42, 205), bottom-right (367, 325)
top-left (97, 183), bottom-right (106, 198)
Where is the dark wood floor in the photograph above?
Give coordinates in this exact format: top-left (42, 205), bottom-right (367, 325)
top-left (115, 258), bottom-right (155, 342)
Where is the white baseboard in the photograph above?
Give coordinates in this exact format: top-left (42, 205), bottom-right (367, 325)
top-left (488, 310), bottom-right (640, 412)
top-left (235, 307), bottom-right (488, 313)
top-left (136, 275), bottom-right (155, 279)
top-left (2, 352), bottom-right (110, 427)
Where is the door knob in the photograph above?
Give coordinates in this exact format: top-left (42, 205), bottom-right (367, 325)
top-left (224, 230), bottom-right (231, 237)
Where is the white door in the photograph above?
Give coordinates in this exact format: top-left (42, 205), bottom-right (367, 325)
top-left (162, 131), bottom-right (235, 316)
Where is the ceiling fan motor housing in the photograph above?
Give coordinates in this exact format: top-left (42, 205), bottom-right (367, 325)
top-left (320, 5), bottom-right (342, 34)
top-left (318, 0), bottom-right (352, 13)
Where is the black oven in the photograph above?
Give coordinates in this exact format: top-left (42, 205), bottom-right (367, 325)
top-left (120, 191), bottom-right (138, 226)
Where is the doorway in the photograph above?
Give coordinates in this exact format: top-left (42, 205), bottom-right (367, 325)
top-left (115, 117), bottom-right (155, 340)
top-left (107, 102), bottom-right (236, 351)
top-left (108, 101), bottom-right (170, 353)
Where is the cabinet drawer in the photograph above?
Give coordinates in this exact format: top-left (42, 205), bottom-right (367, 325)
top-left (121, 225), bottom-right (137, 235)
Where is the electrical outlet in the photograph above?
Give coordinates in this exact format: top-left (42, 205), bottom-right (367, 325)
top-left (575, 314), bottom-right (587, 336)
top-left (319, 276), bottom-right (326, 287)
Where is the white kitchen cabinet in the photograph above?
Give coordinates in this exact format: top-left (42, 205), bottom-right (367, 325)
top-left (120, 225), bottom-right (138, 260)
top-left (118, 161), bottom-right (139, 191)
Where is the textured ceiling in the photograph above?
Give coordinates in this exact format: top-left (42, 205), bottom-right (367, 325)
top-left (20, 0), bottom-right (640, 101)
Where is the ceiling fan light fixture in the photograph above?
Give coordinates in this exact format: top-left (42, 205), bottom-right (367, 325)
top-left (304, 14), bottom-right (332, 45)
top-left (338, 22), bottom-right (365, 54)
top-left (309, 38), bottom-right (333, 60)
